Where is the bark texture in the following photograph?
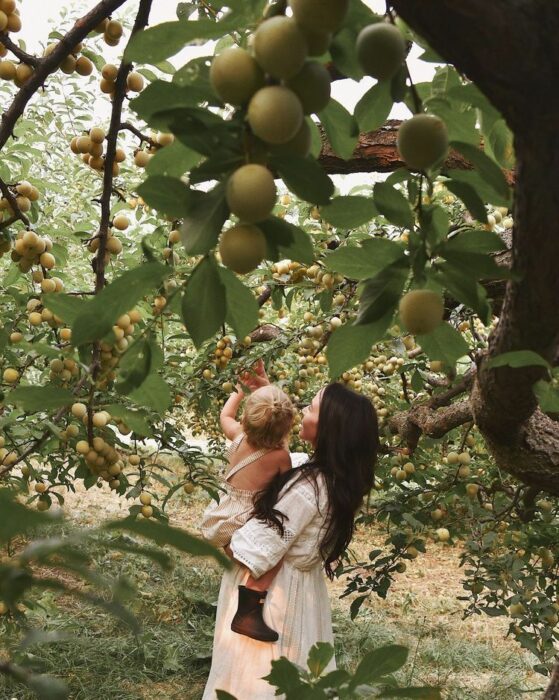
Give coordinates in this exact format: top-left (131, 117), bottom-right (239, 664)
top-left (388, 1), bottom-right (559, 493)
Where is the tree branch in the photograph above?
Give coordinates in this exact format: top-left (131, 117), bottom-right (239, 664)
top-left (95, 0), bottom-right (153, 293)
top-left (0, 32), bottom-right (40, 67)
top-left (120, 121), bottom-right (157, 146)
top-left (0, 177), bottom-right (29, 227)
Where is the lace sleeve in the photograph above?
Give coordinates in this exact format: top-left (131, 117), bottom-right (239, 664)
top-left (230, 477), bottom-right (320, 579)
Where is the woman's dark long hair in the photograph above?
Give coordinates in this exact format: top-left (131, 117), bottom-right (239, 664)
top-left (252, 383), bottom-right (379, 579)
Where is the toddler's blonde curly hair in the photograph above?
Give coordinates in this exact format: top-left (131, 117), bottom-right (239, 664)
top-left (242, 385), bottom-right (295, 450)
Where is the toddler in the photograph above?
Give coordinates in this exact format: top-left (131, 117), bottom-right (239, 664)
top-left (200, 381), bottom-right (295, 642)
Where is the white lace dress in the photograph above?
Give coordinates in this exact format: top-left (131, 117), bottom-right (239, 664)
top-left (201, 470), bottom-right (335, 700)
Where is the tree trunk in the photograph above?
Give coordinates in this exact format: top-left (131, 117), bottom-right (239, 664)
top-left (387, 1), bottom-right (559, 493)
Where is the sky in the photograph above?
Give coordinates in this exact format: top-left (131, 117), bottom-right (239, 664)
top-left (18, 0), bottom-right (436, 114)
top-left (16, 0), bottom-right (438, 192)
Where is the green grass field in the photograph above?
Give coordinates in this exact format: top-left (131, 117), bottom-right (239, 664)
top-left (0, 482), bottom-right (546, 699)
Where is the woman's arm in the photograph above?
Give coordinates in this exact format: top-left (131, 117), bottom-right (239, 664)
top-left (219, 386), bottom-right (244, 440)
top-left (229, 475), bottom-right (320, 579)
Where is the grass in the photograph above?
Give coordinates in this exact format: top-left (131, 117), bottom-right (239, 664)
top-left (0, 476), bottom-right (547, 699)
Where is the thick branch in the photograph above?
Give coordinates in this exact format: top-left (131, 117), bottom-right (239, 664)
top-left (319, 120), bottom-right (515, 180)
top-left (0, 0), bottom-right (129, 151)
top-left (389, 400), bottom-right (473, 451)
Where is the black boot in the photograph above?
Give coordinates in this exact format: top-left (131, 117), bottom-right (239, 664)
top-left (231, 585), bottom-right (279, 642)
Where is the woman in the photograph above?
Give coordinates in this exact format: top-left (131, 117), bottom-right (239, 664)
top-left (202, 368), bottom-right (379, 699)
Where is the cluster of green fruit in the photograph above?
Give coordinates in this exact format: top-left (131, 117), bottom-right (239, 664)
top-left (10, 228), bottom-right (57, 277)
top-left (210, 0), bottom-right (351, 275)
top-left (133, 131), bottom-right (174, 168)
top-left (99, 62), bottom-right (144, 98)
top-left (0, 179), bottom-right (40, 224)
top-left (44, 40), bottom-right (93, 76)
top-left (88, 213), bottom-right (129, 260)
top-left (92, 16), bottom-right (124, 47)
top-left (0, 0), bottom-right (21, 35)
top-left (70, 125), bottom-right (126, 176)
top-left (95, 308), bottom-right (143, 389)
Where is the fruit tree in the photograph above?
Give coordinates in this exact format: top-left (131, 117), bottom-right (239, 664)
top-left (2, 0), bottom-right (559, 695)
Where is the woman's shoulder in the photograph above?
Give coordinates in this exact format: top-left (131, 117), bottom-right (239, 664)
top-left (280, 467), bottom-right (328, 508)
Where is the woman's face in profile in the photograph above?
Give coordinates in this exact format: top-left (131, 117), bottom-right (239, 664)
top-left (300, 390), bottom-right (322, 446)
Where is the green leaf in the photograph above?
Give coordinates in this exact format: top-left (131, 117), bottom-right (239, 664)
top-left (72, 263), bottom-right (169, 347)
top-left (146, 139), bottom-right (202, 178)
top-left (0, 489), bottom-right (60, 543)
top-left (125, 19), bottom-right (235, 64)
top-left (262, 657), bottom-right (303, 694)
top-left (104, 518), bottom-right (230, 567)
top-left (435, 263), bottom-right (491, 324)
top-left (103, 405), bottom-right (152, 437)
top-left (374, 182), bottom-right (414, 228)
top-left (218, 267), bottom-right (258, 340)
top-left (444, 179), bottom-right (488, 223)
top-left (327, 312), bottom-right (393, 378)
top-left (318, 99), bottom-right (359, 161)
top-left (486, 119), bottom-right (515, 170)
top-left (449, 141), bottom-right (510, 200)
top-left (355, 80), bottom-right (393, 132)
top-left (417, 323), bottom-right (470, 367)
top-left (43, 295), bottom-right (86, 325)
top-left (486, 351), bottom-right (550, 370)
top-left (270, 154), bottom-right (334, 205)
top-left (129, 373), bottom-right (171, 413)
top-left (320, 196), bottom-right (377, 229)
top-left (307, 642), bottom-right (335, 677)
top-left (446, 169), bottom-right (510, 208)
top-left (350, 645), bottom-right (409, 688)
top-left (180, 185), bottom-right (229, 255)
top-left (326, 238), bottom-right (405, 280)
top-left (259, 217), bottom-right (314, 264)
top-left (137, 176), bottom-right (192, 218)
top-left (182, 257), bottom-right (226, 347)
top-left (7, 387), bottom-right (74, 412)
top-left (130, 80), bottom-right (207, 122)
top-left (116, 339), bottom-right (152, 395)
top-left (534, 380), bottom-right (559, 414)
top-left (216, 692), bottom-right (238, 700)
top-left (27, 673), bottom-right (69, 700)
top-left (357, 260), bottom-right (409, 325)
top-left (419, 205), bottom-right (449, 250)
top-left (443, 229), bottom-right (506, 254)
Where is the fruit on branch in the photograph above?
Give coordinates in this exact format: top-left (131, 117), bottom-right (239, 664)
top-left (289, 0), bottom-right (349, 33)
top-left (226, 164), bottom-right (277, 223)
top-left (126, 71), bottom-right (144, 92)
top-left (219, 224), bottom-right (267, 274)
top-left (14, 62), bottom-right (33, 87)
top-left (113, 214), bottom-right (130, 231)
top-left (435, 527), bottom-right (450, 542)
top-left (299, 27), bottom-right (332, 56)
top-left (248, 85), bottom-right (304, 144)
top-left (272, 118), bottom-right (312, 157)
top-left (253, 16), bottom-right (308, 80)
top-left (0, 60), bottom-right (16, 80)
top-left (134, 150), bottom-right (151, 168)
top-left (3, 367), bottom-right (19, 383)
top-left (75, 55), bottom-right (93, 76)
top-left (60, 55), bottom-right (77, 74)
top-left (356, 23), bottom-right (406, 81)
top-left (286, 60), bottom-right (331, 115)
top-left (89, 127), bottom-right (105, 144)
top-left (397, 114), bottom-right (449, 171)
top-left (398, 289), bottom-right (444, 335)
top-left (210, 47), bottom-right (265, 106)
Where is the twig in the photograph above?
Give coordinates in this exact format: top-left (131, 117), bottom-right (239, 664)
top-left (120, 121), bottom-right (157, 146)
top-left (0, 32), bottom-right (41, 67)
top-left (0, 176), bottom-right (30, 227)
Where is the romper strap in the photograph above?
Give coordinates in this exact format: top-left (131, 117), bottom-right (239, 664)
top-left (225, 445), bottom-right (273, 482)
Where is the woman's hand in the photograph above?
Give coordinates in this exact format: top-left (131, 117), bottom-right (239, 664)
top-left (239, 359), bottom-right (270, 392)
